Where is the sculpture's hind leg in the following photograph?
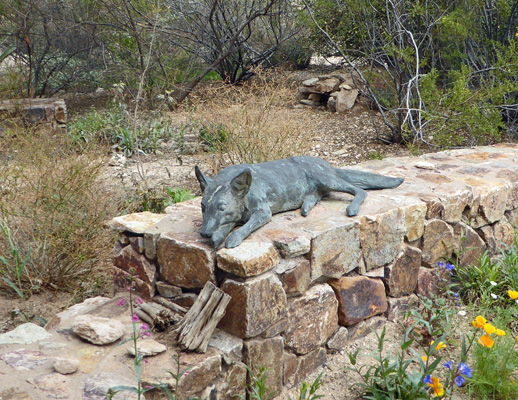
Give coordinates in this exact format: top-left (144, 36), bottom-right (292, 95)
top-left (315, 175), bottom-right (368, 216)
top-left (301, 192), bottom-right (322, 216)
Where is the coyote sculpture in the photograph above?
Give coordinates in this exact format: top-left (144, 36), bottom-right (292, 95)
top-left (195, 156), bottom-right (404, 248)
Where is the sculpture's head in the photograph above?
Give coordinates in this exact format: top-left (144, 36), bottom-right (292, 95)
top-left (194, 166), bottom-right (252, 248)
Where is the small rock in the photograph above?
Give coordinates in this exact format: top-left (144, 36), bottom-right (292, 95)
top-left (326, 327), bottom-right (349, 352)
top-left (156, 281), bottom-right (182, 298)
top-left (415, 161), bottom-right (436, 170)
top-left (127, 339), bottom-right (167, 357)
top-left (72, 315), bottom-right (125, 345)
top-left (0, 323), bottom-right (51, 345)
top-left (53, 357), bottom-right (80, 375)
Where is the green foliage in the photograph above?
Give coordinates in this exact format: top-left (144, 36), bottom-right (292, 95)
top-left (468, 312), bottom-right (518, 399)
top-left (68, 99), bottom-right (173, 156)
top-left (198, 122), bottom-right (229, 152)
top-left (368, 151), bottom-right (384, 160)
top-left (347, 326), bottom-right (435, 400)
top-left (163, 188), bottom-right (195, 207)
top-left (304, 0), bottom-right (518, 146)
top-left (0, 220), bottom-right (31, 301)
top-left (454, 232), bottom-right (518, 309)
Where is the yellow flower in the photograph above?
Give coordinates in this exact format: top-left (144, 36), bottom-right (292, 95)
top-left (484, 323), bottom-right (496, 335)
top-left (473, 315), bottom-right (487, 329)
top-left (427, 376), bottom-right (445, 397)
top-left (479, 334), bottom-right (495, 348)
top-left (508, 290), bottom-right (518, 300)
top-left (431, 340), bottom-right (446, 350)
top-left (496, 329), bottom-right (506, 337)
top-left (422, 355), bottom-right (428, 362)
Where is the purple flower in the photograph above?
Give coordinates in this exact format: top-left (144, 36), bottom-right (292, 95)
top-left (437, 262), bottom-right (445, 269)
top-left (141, 323), bottom-right (149, 331)
top-left (135, 298), bottom-right (143, 305)
top-left (446, 263), bottom-right (454, 271)
top-left (455, 375), bottom-right (466, 387)
top-left (132, 313), bottom-right (139, 322)
top-left (454, 292), bottom-right (459, 298)
top-left (443, 360), bottom-right (453, 371)
top-left (145, 386), bottom-right (153, 389)
top-left (459, 362), bottom-right (472, 378)
top-left (423, 375), bottom-right (432, 384)
top-left (117, 298), bottom-right (126, 306)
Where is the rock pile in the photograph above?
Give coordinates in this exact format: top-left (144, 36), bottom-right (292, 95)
top-left (0, 98), bottom-right (67, 134)
top-left (297, 74), bottom-right (359, 112)
top-left (104, 144), bottom-right (518, 398)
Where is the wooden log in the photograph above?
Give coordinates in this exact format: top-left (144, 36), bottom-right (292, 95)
top-left (175, 281), bottom-right (231, 353)
top-left (153, 296), bottom-right (188, 315)
top-left (138, 302), bottom-right (180, 331)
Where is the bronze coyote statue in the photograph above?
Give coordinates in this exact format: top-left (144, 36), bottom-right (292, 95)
top-left (195, 156), bottom-right (404, 248)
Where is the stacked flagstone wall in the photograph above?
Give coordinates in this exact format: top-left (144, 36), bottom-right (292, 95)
top-left (0, 98), bottom-right (67, 134)
top-left (108, 144), bottom-right (518, 397)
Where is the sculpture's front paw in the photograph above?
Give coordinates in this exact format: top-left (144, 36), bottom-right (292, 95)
top-left (211, 234), bottom-right (225, 249)
top-left (225, 231), bottom-right (243, 248)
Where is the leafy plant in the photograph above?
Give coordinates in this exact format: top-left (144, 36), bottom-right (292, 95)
top-left (0, 220), bottom-right (31, 300)
top-left (164, 188), bottom-right (195, 207)
top-left (238, 365), bottom-right (276, 400)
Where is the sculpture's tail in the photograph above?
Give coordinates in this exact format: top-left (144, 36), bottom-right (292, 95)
top-left (336, 168), bottom-right (404, 190)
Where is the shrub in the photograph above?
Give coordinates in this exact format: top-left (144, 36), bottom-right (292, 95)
top-left (0, 128), bottom-right (116, 292)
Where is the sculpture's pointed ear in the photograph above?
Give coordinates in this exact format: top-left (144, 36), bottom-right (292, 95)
top-left (230, 169), bottom-right (252, 198)
top-left (195, 166), bottom-right (212, 193)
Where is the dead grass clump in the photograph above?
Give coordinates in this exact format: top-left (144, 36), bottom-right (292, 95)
top-left (188, 71), bottom-right (311, 171)
top-left (0, 128), bottom-right (116, 295)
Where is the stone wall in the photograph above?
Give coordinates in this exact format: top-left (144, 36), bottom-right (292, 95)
top-left (0, 98), bottom-right (67, 134)
top-left (108, 144), bottom-right (518, 397)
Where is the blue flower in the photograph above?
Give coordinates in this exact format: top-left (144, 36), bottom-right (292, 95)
top-left (446, 263), bottom-right (454, 271)
top-left (423, 374), bottom-right (432, 384)
top-left (443, 360), bottom-right (453, 370)
top-left (455, 375), bottom-right (466, 387)
top-left (437, 261), bottom-right (445, 269)
top-left (454, 291), bottom-right (459, 298)
top-left (459, 362), bottom-right (472, 378)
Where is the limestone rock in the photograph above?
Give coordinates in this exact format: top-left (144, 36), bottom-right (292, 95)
top-left (285, 284), bottom-right (338, 354)
top-left (333, 89), bottom-right (358, 112)
top-left (416, 267), bottom-right (438, 298)
top-left (53, 357), bottom-right (80, 375)
top-left (479, 217), bottom-right (515, 254)
top-left (359, 208), bottom-right (405, 271)
top-left (330, 276), bottom-right (387, 325)
top-left (107, 211), bottom-right (166, 234)
top-left (223, 362), bottom-right (247, 399)
top-left (295, 348), bottom-right (327, 385)
top-left (171, 293), bottom-right (198, 308)
top-left (28, 373), bottom-right (69, 399)
top-left (208, 329), bottom-right (243, 364)
top-left (219, 273), bottom-right (287, 338)
top-left (141, 348), bottom-right (221, 397)
top-left (306, 217), bottom-right (360, 280)
top-left (264, 229), bottom-right (311, 258)
top-left (453, 221), bottom-right (485, 267)
top-left (156, 281), bottom-right (182, 298)
top-left (327, 327), bottom-right (349, 352)
top-left (314, 77), bottom-right (341, 93)
top-left (386, 295), bottom-right (418, 322)
top-left (276, 258), bottom-right (311, 297)
top-left (302, 77), bottom-right (319, 87)
top-left (283, 352), bottom-right (298, 386)
top-left (403, 202), bottom-right (427, 241)
top-left (0, 388), bottom-right (34, 400)
top-left (0, 349), bottom-right (48, 370)
top-left (157, 232), bottom-right (215, 288)
top-left (384, 245), bottom-right (421, 297)
top-left (72, 315), bottom-right (124, 345)
top-left (83, 373), bottom-right (144, 400)
top-left (0, 323), bottom-right (51, 345)
top-left (243, 337), bottom-right (284, 395)
top-left (112, 266), bottom-right (155, 300)
top-left (347, 316), bottom-right (385, 342)
top-left (421, 219), bottom-right (454, 267)
top-left (113, 242), bottom-right (157, 284)
top-left (127, 339), bottom-right (167, 357)
top-left (216, 241), bottom-right (279, 278)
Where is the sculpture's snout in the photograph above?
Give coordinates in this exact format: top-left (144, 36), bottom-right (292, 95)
top-left (200, 229), bottom-right (211, 238)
